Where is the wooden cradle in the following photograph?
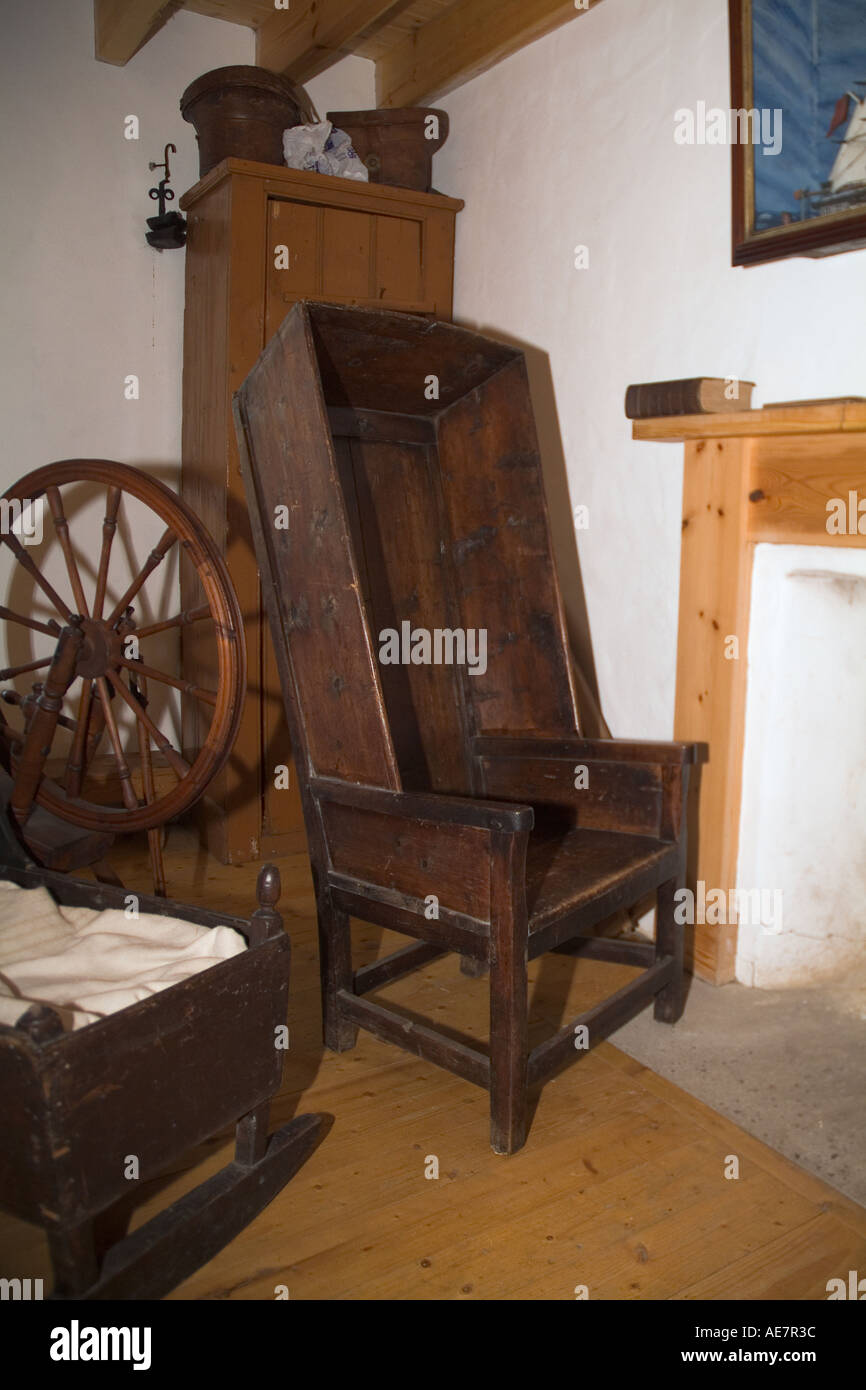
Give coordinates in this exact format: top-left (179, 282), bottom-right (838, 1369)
top-left (0, 817), bottom-right (328, 1300)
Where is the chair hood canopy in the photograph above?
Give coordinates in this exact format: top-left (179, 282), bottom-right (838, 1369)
top-left (234, 301), bottom-right (580, 797)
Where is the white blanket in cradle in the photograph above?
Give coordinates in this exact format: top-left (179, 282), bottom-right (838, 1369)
top-left (0, 879), bottom-right (246, 1032)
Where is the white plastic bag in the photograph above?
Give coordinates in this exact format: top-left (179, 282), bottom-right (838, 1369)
top-left (283, 121), bottom-right (368, 181)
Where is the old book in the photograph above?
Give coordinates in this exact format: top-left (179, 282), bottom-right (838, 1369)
top-left (624, 378), bottom-right (755, 418)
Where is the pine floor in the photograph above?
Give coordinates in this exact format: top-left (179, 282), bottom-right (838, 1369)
top-left (3, 824), bottom-right (865, 1300)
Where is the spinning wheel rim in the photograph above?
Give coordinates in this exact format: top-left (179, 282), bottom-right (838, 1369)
top-left (0, 459), bottom-right (246, 833)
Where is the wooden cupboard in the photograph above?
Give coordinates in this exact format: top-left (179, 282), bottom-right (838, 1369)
top-left (179, 158), bottom-right (462, 863)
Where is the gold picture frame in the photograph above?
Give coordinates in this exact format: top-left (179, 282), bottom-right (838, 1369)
top-left (730, 0), bottom-right (866, 265)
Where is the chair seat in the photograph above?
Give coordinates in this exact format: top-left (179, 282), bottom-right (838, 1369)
top-left (525, 822), bottom-right (680, 935)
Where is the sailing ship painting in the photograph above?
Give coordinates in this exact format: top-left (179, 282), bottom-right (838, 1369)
top-left (796, 84), bottom-right (866, 217)
top-left (730, 0), bottom-right (866, 262)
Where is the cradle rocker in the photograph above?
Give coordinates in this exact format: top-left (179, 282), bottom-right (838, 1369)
top-left (0, 820), bottom-right (328, 1299)
top-left (235, 301), bottom-right (698, 1155)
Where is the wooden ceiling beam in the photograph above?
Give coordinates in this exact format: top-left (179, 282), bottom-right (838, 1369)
top-left (94, 0), bottom-right (181, 65)
top-left (376, 0), bottom-right (603, 108)
top-left (255, 0), bottom-right (401, 82)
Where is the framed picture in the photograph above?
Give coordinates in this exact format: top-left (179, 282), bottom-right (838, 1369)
top-left (730, 0), bottom-right (866, 265)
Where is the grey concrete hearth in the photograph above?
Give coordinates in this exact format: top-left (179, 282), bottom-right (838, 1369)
top-left (611, 973), bottom-right (866, 1207)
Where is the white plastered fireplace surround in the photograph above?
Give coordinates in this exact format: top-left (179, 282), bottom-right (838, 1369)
top-left (736, 543), bottom-right (866, 989)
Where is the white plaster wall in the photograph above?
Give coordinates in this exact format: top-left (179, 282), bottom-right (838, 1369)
top-left (0, 0), bottom-right (250, 475)
top-left (0, 0), bottom-right (373, 737)
top-left (434, 0), bottom-right (866, 742)
top-left (736, 545), bottom-right (866, 988)
top-left (304, 56), bottom-right (376, 122)
top-left (0, 0), bottom-right (374, 480)
top-left (0, 7), bottom-right (372, 581)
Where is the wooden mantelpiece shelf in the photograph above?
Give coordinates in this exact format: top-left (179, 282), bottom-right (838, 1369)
top-left (632, 401), bottom-right (866, 441)
top-left (635, 402), bottom-right (866, 985)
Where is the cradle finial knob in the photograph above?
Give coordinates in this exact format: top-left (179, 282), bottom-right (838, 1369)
top-left (256, 862), bottom-right (281, 909)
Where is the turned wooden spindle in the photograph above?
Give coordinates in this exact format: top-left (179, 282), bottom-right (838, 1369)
top-left (11, 618), bottom-right (84, 824)
top-left (249, 863), bottom-right (283, 946)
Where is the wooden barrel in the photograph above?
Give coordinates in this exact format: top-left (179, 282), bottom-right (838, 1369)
top-left (181, 66), bottom-right (315, 177)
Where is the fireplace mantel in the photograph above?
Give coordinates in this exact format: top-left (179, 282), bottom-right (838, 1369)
top-left (635, 401), bottom-right (866, 984)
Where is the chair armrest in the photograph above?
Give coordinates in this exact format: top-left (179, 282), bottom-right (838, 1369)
top-left (473, 736), bottom-right (696, 842)
top-left (310, 777), bottom-right (534, 834)
top-left (473, 734), bottom-right (702, 765)
top-left (312, 778), bottom-right (532, 928)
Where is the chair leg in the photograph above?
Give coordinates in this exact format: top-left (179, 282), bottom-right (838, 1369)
top-left (317, 895), bottom-right (358, 1051)
top-left (488, 835), bottom-right (529, 1155)
top-left (488, 951), bottom-right (528, 1154)
top-left (654, 874), bottom-right (685, 1023)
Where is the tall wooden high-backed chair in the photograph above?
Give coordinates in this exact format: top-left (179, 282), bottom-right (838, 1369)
top-left (235, 302), bottom-right (698, 1154)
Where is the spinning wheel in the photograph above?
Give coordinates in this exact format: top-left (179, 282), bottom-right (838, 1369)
top-left (0, 460), bottom-right (245, 893)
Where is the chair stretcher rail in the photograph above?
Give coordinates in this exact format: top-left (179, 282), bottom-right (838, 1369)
top-left (527, 957), bottom-right (676, 1087)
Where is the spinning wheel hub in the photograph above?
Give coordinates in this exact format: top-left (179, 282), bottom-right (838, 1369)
top-left (75, 617), bottom-right (116, 680)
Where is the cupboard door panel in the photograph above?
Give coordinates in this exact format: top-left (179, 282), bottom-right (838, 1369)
top-left (375, 214), bottom-right (423, 305)
top-left (266, 200), bottom-right (431, 330)
top-left (322, 208), bottom-right (373, 299)
top-left (269, 199), bottom-right (321, 294)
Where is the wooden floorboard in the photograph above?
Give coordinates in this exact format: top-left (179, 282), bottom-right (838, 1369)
top-left (1, 824), bottom-right (863, 1300)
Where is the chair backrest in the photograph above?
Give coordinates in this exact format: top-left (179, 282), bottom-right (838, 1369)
top-left (234, 302), bottom-right (579, 797)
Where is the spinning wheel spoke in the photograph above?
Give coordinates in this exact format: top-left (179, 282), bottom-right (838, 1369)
top-left (1, 532), bottom-right (71, 620)
top-left (93, 486), bottom-right (122, 621)
top-left (0, 606), bottom-right (61, 638)
top-left (65, 677), bottom-right (95, 798)
top-left (105, 527), bottom-right (177, 628)
top-left (82, 691), bottom-right (108, 781)
top-left (116, 656), bottom-right (218, 707)
top-left (45, 486), bottom-right (90, 618)
top-left (131, 669), bottom-right (167, 897)
top-left (94, 676), bottom-right (139, 813)
top-left (104, 667), bottom-right (190, 779)
top-left (0, 656), bottom-right (52, 681)
top-left (134, 603), bottom-right (210, 639)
